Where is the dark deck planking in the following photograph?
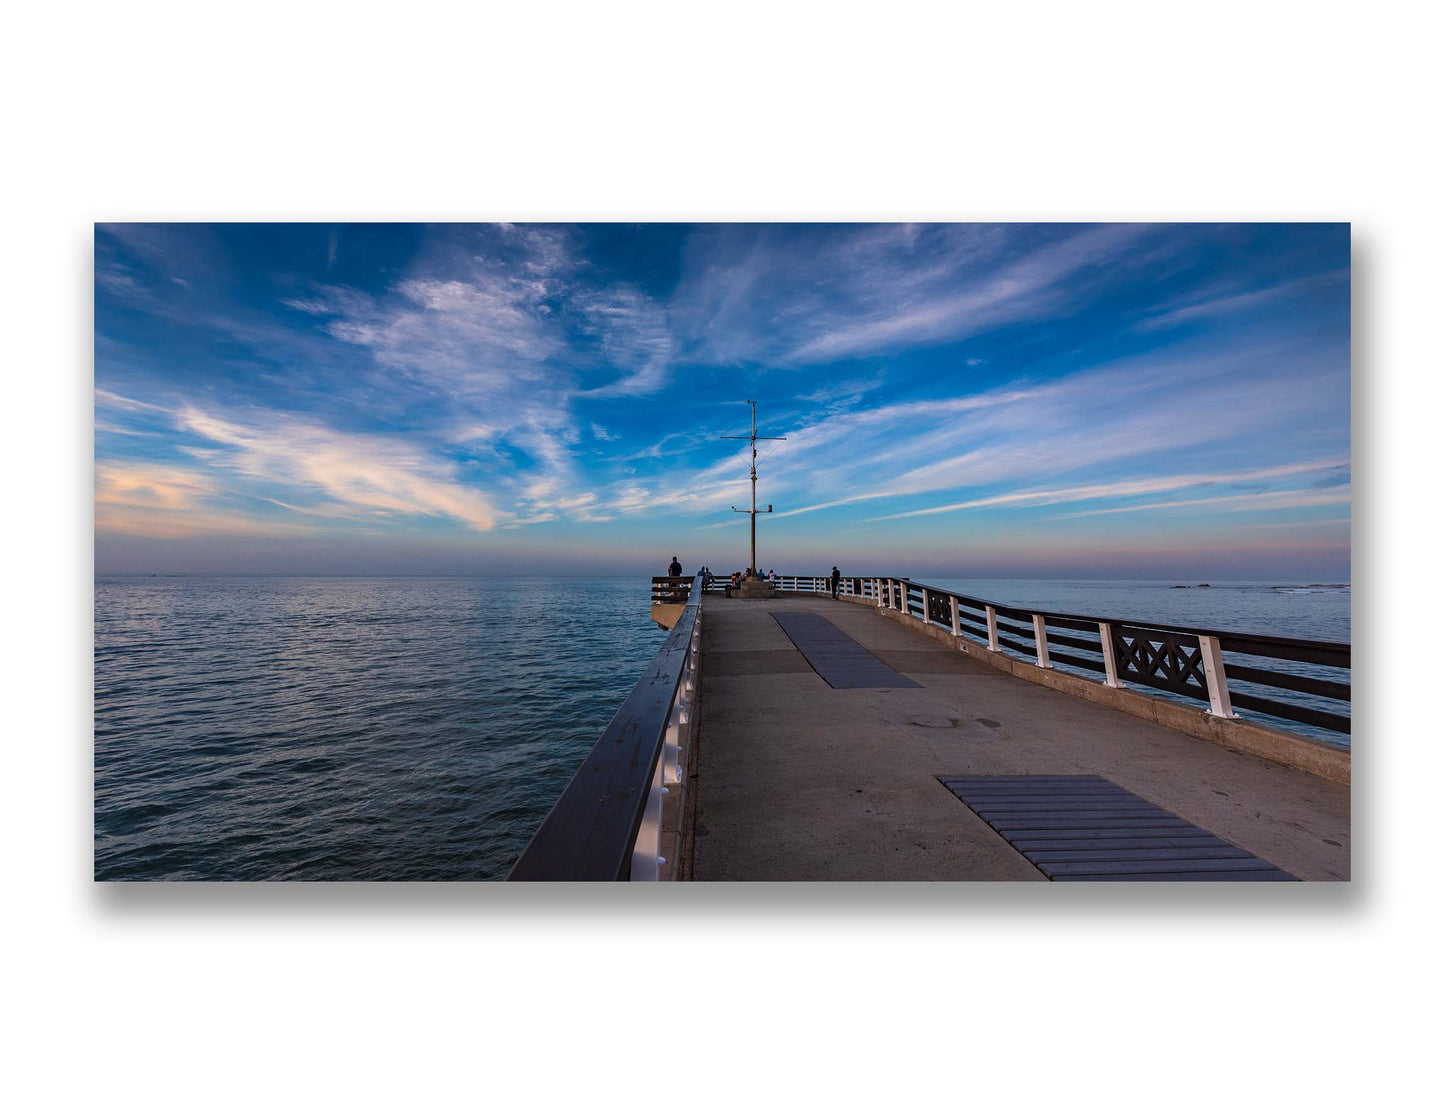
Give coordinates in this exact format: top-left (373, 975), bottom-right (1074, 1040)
top-left (938, 775), bottom-right (1297, 881)
top-left (771, 612), bottom-right (921, 689)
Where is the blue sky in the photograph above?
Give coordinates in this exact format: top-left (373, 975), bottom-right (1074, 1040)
top-left (94, 223), bottom-right (1349, 578)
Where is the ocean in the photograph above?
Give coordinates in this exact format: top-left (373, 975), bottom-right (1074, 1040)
top-left (94, 575), bottom-right (1350, 881)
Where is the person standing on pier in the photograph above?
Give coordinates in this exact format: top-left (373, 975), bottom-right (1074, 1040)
top-left (830, 565), bottom-right (841, 600)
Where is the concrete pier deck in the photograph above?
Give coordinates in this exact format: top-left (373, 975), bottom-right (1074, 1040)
top-left (684, 593), bottom-right (1350, 881)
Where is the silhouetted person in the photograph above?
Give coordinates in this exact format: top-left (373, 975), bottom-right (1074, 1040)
top-left (830, 565), bottom-right (841, 600)
top-left (664, 555), bottom-right (684, 602)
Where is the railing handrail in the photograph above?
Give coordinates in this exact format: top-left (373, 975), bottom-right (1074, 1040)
top-left (700, 572), bottom-right (1348, 739)
top-left (884, 576), bottom-right (1350, 654)
top-left (740, 573), bottom-right (1348, 654)
top-left (865, 574), bottom-right (1349, 737)
top-left (509, 571), bottom-right (705, 880)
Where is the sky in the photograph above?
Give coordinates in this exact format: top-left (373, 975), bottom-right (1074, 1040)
top-left (94, 223), bottom-right (1350, 579)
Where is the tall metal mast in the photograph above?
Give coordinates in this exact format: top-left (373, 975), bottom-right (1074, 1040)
top-left (721, 399), bottom-right (786, 575)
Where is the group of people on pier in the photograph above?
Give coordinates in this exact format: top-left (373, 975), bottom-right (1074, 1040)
top-left (721, 566), bottom-right (775, 592)
top-left (666, 559), bottom-right (848, 600)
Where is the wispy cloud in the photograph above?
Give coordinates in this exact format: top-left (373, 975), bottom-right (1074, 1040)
top-left (876, 459), bottom-right (1350, 520)
top-left (94, 223), bottom-right (1351, 575)
top-left (669, 223), bottom-right (1161, 366)
top-left (787, 224), bottom-right (1155, 362)
top-left (175, 406), bottom-right (501, 531)
top-left (575, 285), bottom-right (677, 396)
top-left (309, 272), bottom-right (562, 385)
top-left (1133, 269), bottom-right (1349, 332)
top-left (95, 462), bottom-right (318, 539)
top-left (643, 339), bottom-right (1349, 529)
top-left (96, 462), bottom-right (217, 513)
top-left (97, 392), bottom-right (504, 535)
top-left (1062, 485), bottom-right (1352, 518)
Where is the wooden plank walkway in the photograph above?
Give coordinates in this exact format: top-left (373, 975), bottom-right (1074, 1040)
top-left (938, 775), bottom-right (1296, 880)
top-left (685, 594), bottom-right (1350, 881)
top-left (771, 611), bottom-right (920, 688)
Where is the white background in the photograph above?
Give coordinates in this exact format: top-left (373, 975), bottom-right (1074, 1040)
top-left (3, 2), bottom-right (1440, 1100)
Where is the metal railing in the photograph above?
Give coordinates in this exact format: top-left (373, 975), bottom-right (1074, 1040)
top-left (866, 576), bottom-right (1349, 739)
top-left (696, 574), bottom-right (880, 596)
top-left (644, 571), bottom-right (1348, 741)
top-left (509, 571), bottom-right (704, 881)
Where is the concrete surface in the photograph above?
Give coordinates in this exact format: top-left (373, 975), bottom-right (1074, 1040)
top-left (865, 599), bottom-right (1351, 783)
top-left (735, 577), bottom-right (777, 599)
top-left (685, 594), bottom-right (1350, 882)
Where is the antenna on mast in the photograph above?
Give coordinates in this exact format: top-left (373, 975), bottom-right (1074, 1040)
top-left (721, 399), bottom-right (787, 576)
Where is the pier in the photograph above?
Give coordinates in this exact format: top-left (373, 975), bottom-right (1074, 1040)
top-left (510, 573), bottom-right (1350, 881)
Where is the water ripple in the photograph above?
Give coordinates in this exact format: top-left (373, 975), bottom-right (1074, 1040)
top-left (95, 576), bottom-right (662, 880)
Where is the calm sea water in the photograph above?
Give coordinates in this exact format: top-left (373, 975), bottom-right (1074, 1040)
top-left (95, 575), bottom-right (1350, 881)
top-left (95, 577), bottom-right (661, 881)
top-left (919, 578), bottom-right (1350, 643)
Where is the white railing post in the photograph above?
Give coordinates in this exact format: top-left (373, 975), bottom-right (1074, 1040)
top-left (950, 595), bottom-right (961, 639)
top-left (876, 579), bottom-right (883, 607)
top-left (664, 614), bottom-right (702, 785)
top-left (1032, 613), bottom-right (1053, 669)
top-left (921, 587), bottom-right (931, 626)
top-left (986, 605), bottom-right (1000, 652)
top-left (1098, 622), bottom-right (1123, 688)
top-left (1198, 634), bottom-right (1238, 718)
top-left (630, 753), bottom-right (665, 881)
top-left (663, 695), bottom-right (683, 783)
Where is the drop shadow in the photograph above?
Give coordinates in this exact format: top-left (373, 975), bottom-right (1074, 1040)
top-left (83, 225), bottom-right (1369, 926)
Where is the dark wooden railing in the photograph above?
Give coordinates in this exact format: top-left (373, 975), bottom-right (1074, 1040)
top-left (509, 571), bottom-right (704, 881)
top-left (650, 575), bottom-right (692, 603)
